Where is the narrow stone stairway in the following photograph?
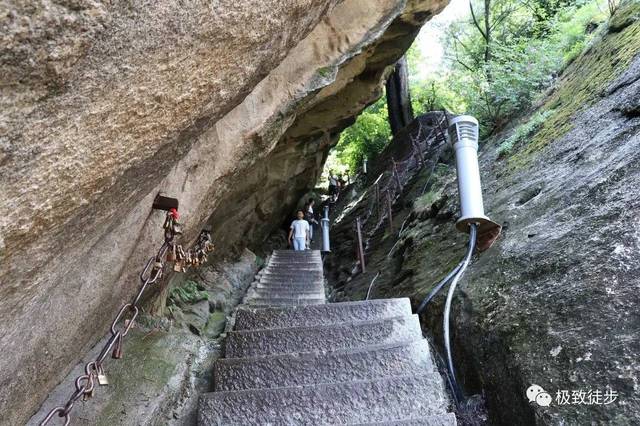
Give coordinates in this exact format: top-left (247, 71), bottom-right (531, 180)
top-left (198, 250), bottom-right (455, 425)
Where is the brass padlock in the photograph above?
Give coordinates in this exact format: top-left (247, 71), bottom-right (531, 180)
top-left (97, 374), bottom-right (109, 386)
top-left (83, 388), bottom-right (94, 401)
top-left (97, 365), bottom-right (109, 386)
top-left (166, 244), bottom-right (176, 262)
top-left (174, 260), bottom-right (183, 272)
top-left (112, 335), bottom-right (123, 359)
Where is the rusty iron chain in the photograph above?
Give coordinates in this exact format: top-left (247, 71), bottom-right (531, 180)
top-left (40, 210), bottom-right (214, 425)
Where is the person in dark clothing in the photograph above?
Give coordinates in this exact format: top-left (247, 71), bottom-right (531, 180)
top-left (328, 172), bottom-right (338, 202)
top-left (304, 199), bottom-right (319, 243)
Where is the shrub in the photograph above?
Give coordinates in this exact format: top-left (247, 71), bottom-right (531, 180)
top-left (168, 280), bottom-right (208, 305)
top-left (497, 109), bottom-right (555, 157)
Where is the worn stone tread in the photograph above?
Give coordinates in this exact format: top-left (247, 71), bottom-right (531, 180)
top-left (354, 413), bottom-right (457, 425)
top-left (253, 283), bottom-right (325, 291)
top-left (256, 272), bottom-right (324, 282)
top-left (198, 375), bottom-right (448, 425)
top-left (214, 339), bottom-right (436, 391)
top-left (248, 289), bottom-right (325, 299)
top-left (259, 279), bottom-right (324, 286)
top-left (246, 297), bottom-right (326, 307)
top-left (225, 315), bottom-right (421, 357)
top-left (198, 249), bottom-right (455, 426)
top-left (234, 298), bottom-right (412, 330)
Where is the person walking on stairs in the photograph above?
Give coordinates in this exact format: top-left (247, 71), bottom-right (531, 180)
top-left (288, 210), bottom-right (310, 251)
top-left (328, 172), bottom-right (338, 203)
top-left (304, 198), bottom-right (318, 246)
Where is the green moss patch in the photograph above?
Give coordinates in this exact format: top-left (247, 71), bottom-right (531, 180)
top-left (168, 280), bottom-right (208, 306)
top-left (509, 0), bottom-right (640, 168)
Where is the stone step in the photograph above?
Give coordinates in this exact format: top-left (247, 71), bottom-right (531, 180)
top-left (214, 339), bottom-right (434, 391)
top-left (269, 255), bottom-right (321, 260)
top-left (355, 413), bottom-right (457, 425)
top-left (272, 250), bottom-right (321, 256)
top-left (252, 287), bottom-right (325, 296)
top-left (247, 289), bottom-right (325, 299)
top-left (253, 282), bottom-right (324, 291)
top-left (261, 272), bottom-right (324, 278)
top-left (225, 315), bottom-right (420, 358)
top-left (251, 285), bottom-right (325, 294)
top-left (260, 274), bottom-right (323, 280)
top-left (234, 298), bottom-right (411, 331)
top-left (198, 375), bottom-right (448, 425)
top-left (264, 270), bottom-right (322, 275)
top-left (270, 256), bottom-right (321, 261)
top-left (246, 297), bottom-right (325, 307)
top-left (259, 278), bottom-right (324, 286)
top-left (259, 274), bottom-right (320, 280)
top-left (265, 263), bottom-right (322, 268)
top-left (265, 265), bottom-right (322, 270)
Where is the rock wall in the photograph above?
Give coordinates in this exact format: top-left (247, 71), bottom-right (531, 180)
top-left (26, 249), bottom-right (258, 426)
top-left (0, 0), bottom-right (448, 423)
top-left (326, 5), bottom-right (640, 424)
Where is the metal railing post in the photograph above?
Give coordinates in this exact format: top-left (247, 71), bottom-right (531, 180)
top-left (374, 180), bottom-right (381, 218)
top-left (386, 190), bottom-right (393, 230)
top-left (321, 205), bottom-right (330, 252)
top-left (392, 159), bottom-right (401, 190)
top-left (355, 216), bottom-right (366, 273)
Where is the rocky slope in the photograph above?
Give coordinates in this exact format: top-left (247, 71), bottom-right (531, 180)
top-left (0, 0), bottom-right (448, 423)
top-left (326, 4), bottom-right (640, 425)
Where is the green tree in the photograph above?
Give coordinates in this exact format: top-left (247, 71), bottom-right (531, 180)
top-left (333, 97), bottom-right (392, 171)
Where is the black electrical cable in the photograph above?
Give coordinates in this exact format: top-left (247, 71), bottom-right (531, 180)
top-left (443, 223), bottom-right (478, 399)
top-left (416, 260), bottom-right (464, 314)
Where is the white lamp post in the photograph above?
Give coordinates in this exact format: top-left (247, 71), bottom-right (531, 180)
top-left (449, 115), bottom-right (501, 245)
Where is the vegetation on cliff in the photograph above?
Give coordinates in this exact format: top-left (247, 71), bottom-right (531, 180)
top-left (330, 0), bottom-right (618, 172)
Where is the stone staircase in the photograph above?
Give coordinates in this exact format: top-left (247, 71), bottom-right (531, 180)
top-left (198, 250), bottom-right (455, 425)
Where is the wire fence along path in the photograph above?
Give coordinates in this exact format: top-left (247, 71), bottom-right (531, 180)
top-left (353, 112), bottom-right (449, 275)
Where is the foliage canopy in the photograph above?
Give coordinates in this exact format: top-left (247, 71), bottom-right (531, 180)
top-left (327, 0), bottom-right (610, 173)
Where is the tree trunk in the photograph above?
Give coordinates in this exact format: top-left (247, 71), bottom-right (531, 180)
top-left (386, 55), bottom-right (414, 135)
top-left (484, 0), bottom-right (491, 63)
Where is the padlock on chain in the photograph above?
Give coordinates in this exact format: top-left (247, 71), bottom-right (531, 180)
top-left (166, 243), bottom-right (176, 262)
top-left (83, 380), bottom-right (95, 401)
top-left (112, 334), bottom-right (123, 359)
top-left (97, 365), bottom-right (109, 386)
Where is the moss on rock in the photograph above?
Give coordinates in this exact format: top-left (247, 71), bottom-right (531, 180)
top-left (510, 0), bottom-right (640, 168)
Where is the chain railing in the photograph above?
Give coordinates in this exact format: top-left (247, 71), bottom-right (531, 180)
top-left (40, 206), bottom-right (213, 426)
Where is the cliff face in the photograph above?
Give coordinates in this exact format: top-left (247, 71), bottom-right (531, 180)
top-left (326, 4), bottom-right (640, 424)
top-left (0, 0), bottom-right (448, 422)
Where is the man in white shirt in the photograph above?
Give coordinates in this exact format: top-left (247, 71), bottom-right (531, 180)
top-left (288, 210), bottom-right (310, 251)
